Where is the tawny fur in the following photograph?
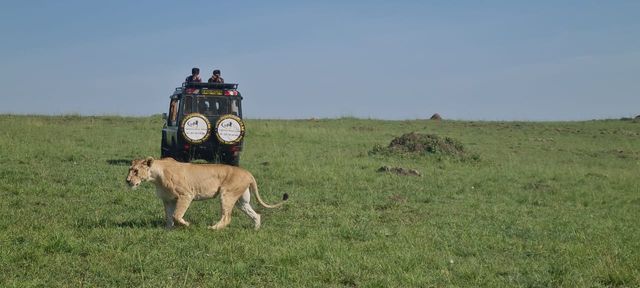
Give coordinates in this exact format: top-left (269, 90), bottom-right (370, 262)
top-left (126, 157), bottom-right (287, 230)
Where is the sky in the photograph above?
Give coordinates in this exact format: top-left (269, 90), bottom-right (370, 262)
top-left (1, 1), bottom-right (638, 121)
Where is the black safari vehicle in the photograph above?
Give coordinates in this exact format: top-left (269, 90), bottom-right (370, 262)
top-left (162, 82), bottom-right (245, 166)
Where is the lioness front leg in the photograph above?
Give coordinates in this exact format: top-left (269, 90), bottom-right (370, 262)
top-left (173, 196), bottom-right (193, 227)
top-left (163, 199), bottom-right (176, 229)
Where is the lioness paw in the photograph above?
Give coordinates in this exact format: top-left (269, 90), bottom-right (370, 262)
top-left (173, 218), bottom-right (190, 227)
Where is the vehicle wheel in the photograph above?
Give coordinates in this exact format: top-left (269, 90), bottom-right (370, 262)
top-left (161, 147), bottom-right (171, 158)
top-left (161, 133), bottom-right (170, 158)
top-left (221, 152), bottom-right (240, 166)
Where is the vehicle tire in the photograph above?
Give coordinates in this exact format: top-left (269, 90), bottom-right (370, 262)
top-left (221, 152), bottom-right (240, 166)
top-left (161, 133), bottom-right (170, 158)
top-left (161, 147), bottom-right (171, 158)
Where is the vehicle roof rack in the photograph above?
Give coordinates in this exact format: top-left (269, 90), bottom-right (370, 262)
top-left (182, 82), bottom-right (238, 90)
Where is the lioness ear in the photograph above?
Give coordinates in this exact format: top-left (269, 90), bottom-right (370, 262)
top-left (145, 157), bottom-right (154, 167)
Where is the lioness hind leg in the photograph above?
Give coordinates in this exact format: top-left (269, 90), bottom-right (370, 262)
top-left (236, 189), bottom-right (261, 230)
top-left (208, 190), bottom-right (240, 230)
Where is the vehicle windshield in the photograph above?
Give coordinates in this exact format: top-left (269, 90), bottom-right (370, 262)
top-left (183, 96), bottom-right (239, 116)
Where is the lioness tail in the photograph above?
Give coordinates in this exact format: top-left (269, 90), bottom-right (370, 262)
top-left (249, 176), bottom-right (288, 208)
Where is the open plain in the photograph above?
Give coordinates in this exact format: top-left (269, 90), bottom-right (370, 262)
top-left (0, 115), bottom-right (638, 287)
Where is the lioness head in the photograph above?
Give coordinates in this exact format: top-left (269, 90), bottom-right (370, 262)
top-left (126, 157), bottom-right (154, 189)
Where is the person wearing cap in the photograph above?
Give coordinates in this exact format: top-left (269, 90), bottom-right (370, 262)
top-left (185, 67), bottom-right (202, 83)
top-left (208, 69), bottom-right (224, 83)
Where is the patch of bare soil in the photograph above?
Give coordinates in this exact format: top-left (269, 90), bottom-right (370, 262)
top-left (377, 166), bottom-right (421, 177)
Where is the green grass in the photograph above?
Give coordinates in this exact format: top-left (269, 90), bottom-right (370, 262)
top-left (0, 115), bottom-right (639, 287)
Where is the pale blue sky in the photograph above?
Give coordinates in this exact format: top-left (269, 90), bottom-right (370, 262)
top-left (1, 1), bottom-right (638, 120)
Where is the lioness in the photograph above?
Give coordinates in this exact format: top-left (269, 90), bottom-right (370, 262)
top-left (126, 157), bottom-right (288, 230)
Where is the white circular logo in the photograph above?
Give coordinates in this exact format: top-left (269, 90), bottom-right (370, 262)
top-left (181, 113), bottom-right (211, 144)
top-left (215, 115), bottom-right (245, 144)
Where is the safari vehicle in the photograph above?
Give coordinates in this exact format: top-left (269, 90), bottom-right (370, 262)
top-left (162, 82), bottom-right (245, 166)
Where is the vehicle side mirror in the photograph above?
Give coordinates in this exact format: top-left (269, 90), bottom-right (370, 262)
top-left (162, 113), bottom-right (168, 120)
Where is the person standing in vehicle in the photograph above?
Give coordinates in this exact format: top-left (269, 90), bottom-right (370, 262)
top-left (185, 67), bottom-right (202, 83)
top-left (208, 69), bottom-right (224, 83)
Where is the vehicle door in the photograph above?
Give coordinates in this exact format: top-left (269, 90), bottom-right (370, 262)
top-left (163, 97), bottom-right (181, 149)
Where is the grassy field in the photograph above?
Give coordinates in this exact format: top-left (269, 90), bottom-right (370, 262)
top-left (0, 115), bottom-right (639, 287)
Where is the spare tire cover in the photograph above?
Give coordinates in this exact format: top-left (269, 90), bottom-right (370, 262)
top-left (215, 114), bottom-right (245, 144)
top-left (181, 113), bottom-right (211, 144)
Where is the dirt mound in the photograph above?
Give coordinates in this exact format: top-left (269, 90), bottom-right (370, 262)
top-left (430, 113), bottom-right (442, 120)
top-left (391, 132), bottom-right (464, 155)
top-left (370, 132), bottom-right (477, 161)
